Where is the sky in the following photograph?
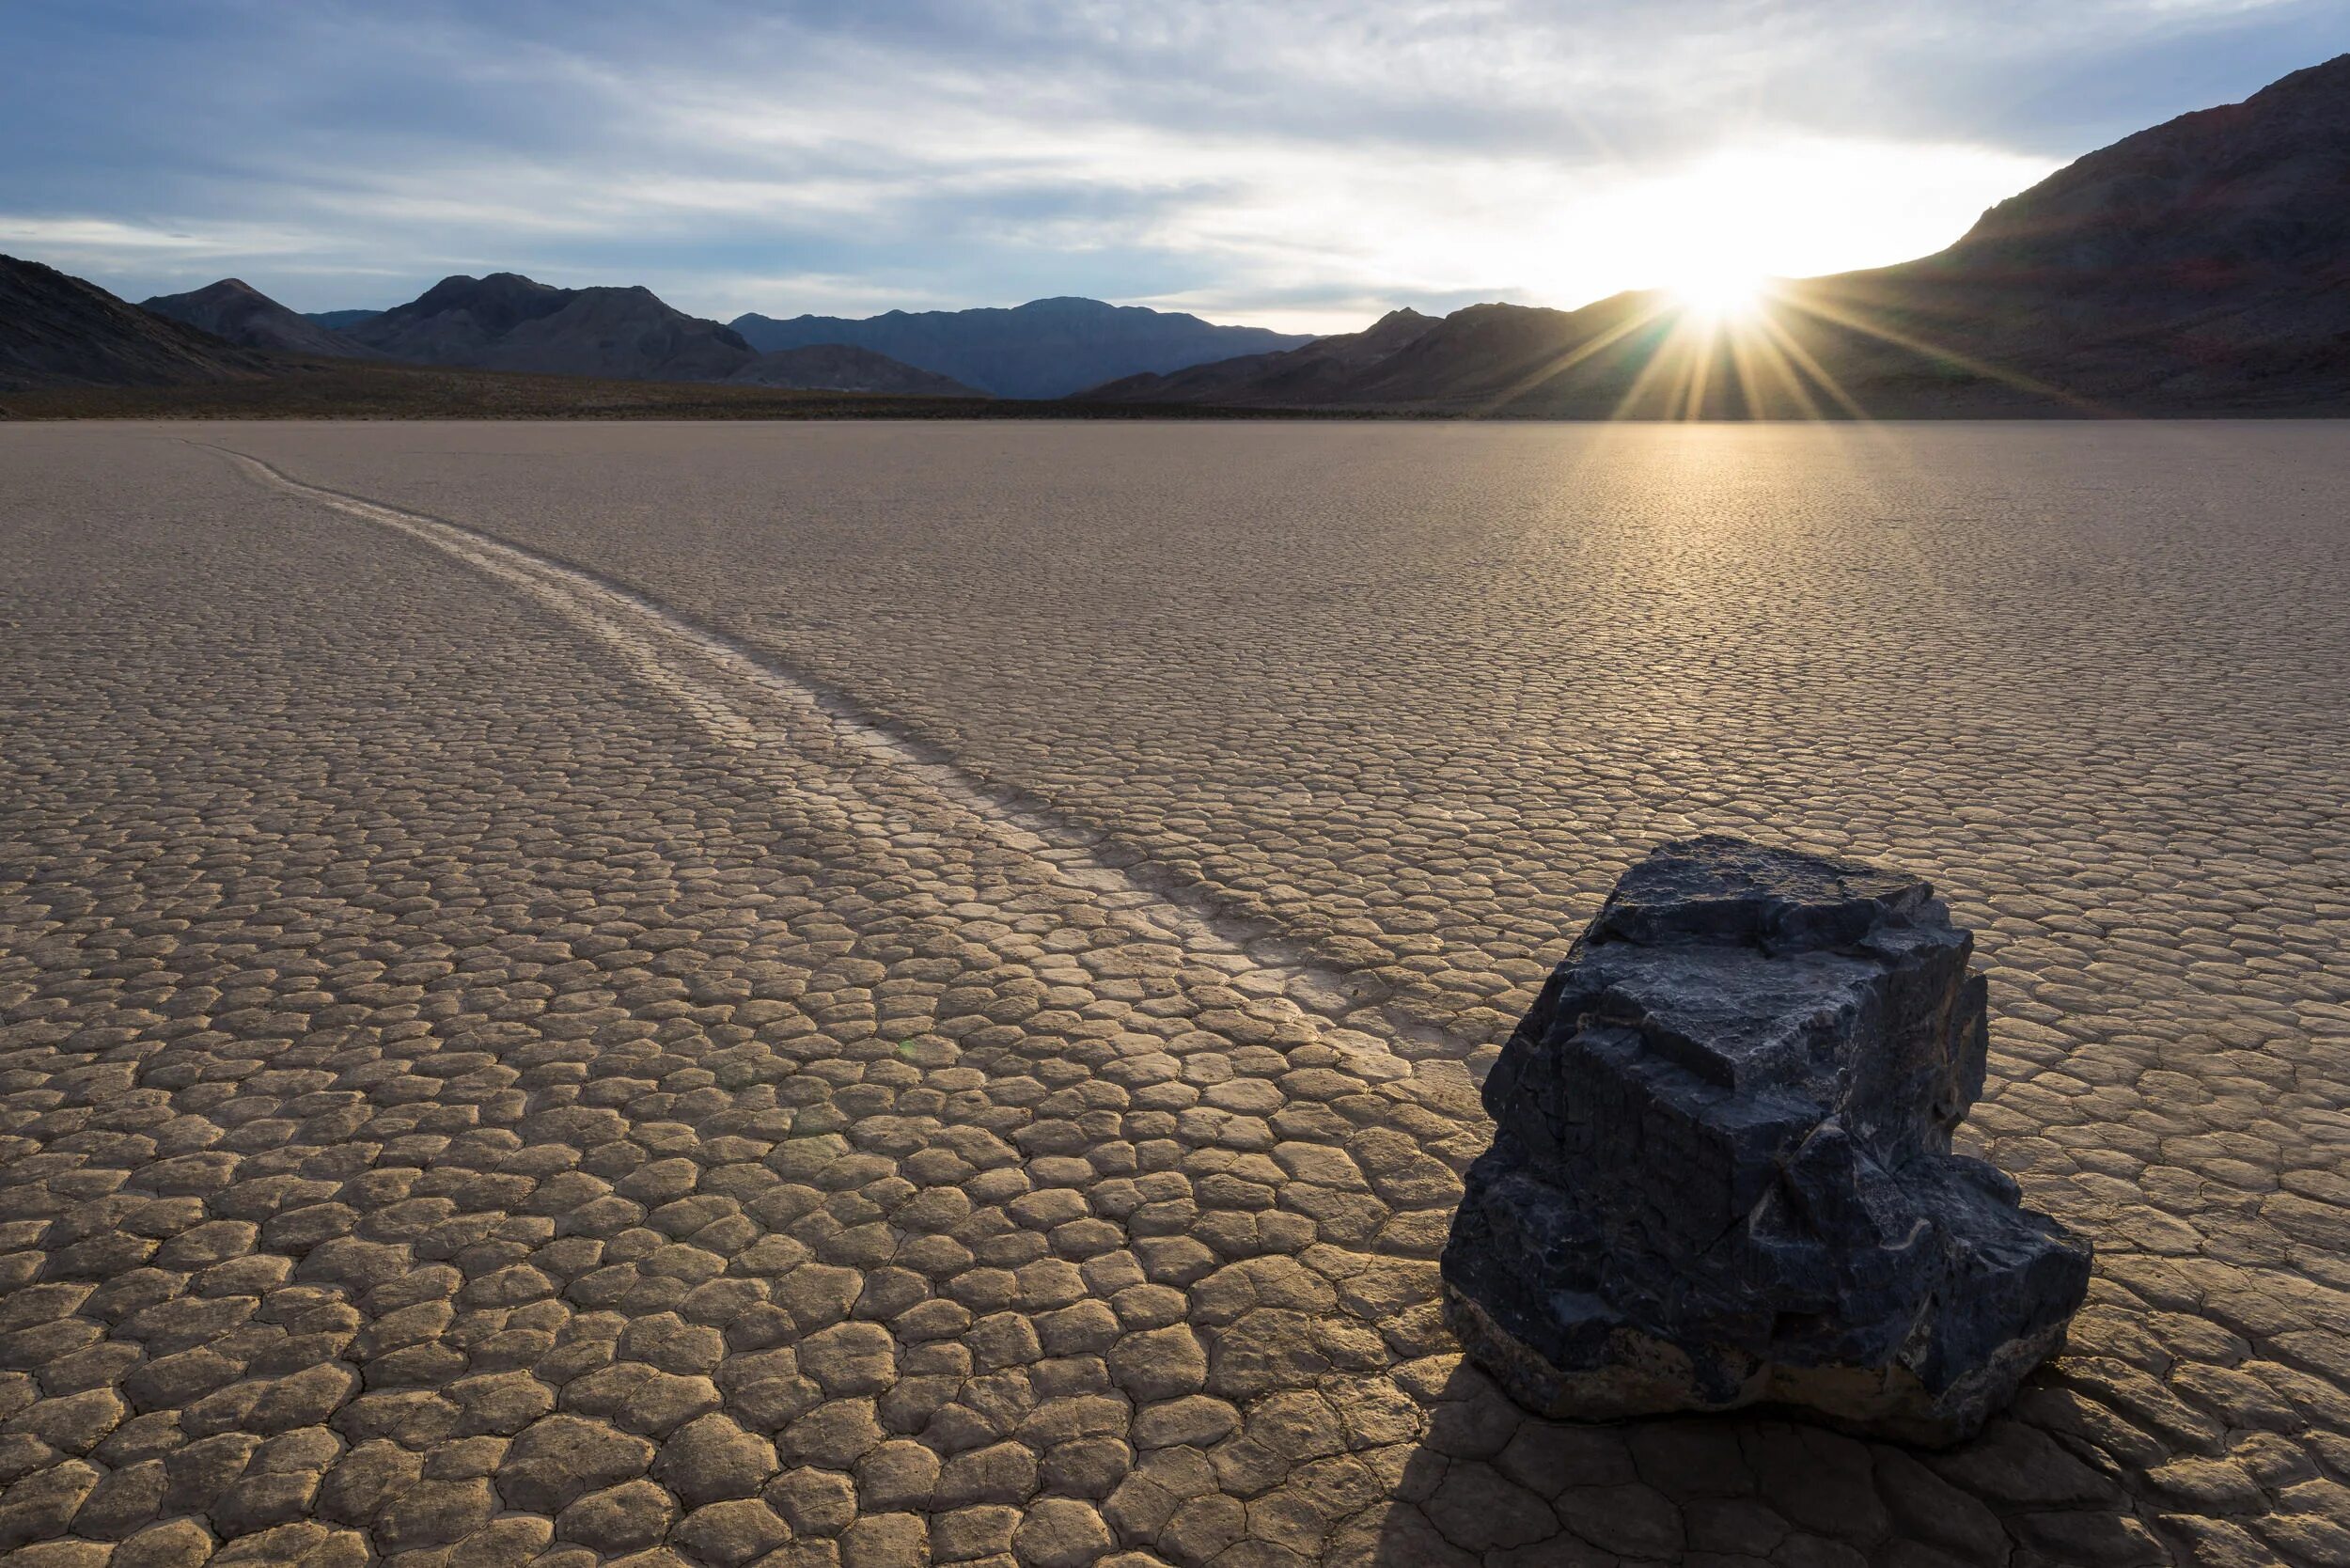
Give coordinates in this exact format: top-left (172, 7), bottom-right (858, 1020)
top-left (3, 1), bottom-right (2343, 335)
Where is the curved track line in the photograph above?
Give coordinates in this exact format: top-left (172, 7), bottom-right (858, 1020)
top-left (204, 443), bottom-right (1483, 1086)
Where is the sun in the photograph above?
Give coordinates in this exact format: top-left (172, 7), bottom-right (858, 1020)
top-left (1668, 268), bottom-right (1772, 321)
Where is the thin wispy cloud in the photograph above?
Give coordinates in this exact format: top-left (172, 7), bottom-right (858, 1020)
top-left (4, 0), bottom-right (2341, 330)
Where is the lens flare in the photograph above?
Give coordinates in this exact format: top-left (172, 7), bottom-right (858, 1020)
top-left (1669, 268), bottom-right (1771, 320)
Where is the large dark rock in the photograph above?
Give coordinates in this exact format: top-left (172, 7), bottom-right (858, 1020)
top-left (1441, 836), bottom-right (2091, 1446)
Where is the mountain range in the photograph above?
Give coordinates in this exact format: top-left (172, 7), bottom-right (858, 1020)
top-left (7, 266), bottom-right (1268, 400)
top-left (729, 299), bottom-right (1315, 398)
top-left (102, 270), bottom-right (991, 396)
top-left (5, 53), bottom-right (2347, 414)
top-left (341, 273), bottom-right (754, 381)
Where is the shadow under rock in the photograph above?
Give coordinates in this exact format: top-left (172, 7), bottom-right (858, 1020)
top-left (1339, 1358), bottom-right (2171, 1568)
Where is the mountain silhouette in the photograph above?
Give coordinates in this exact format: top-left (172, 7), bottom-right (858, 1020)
top-left (1082, 307), bottom-right (1438, 404)
top-left (304, 308), bottom-right (383, 333)
top-left (1, 254), bottom-right (274, 391)
top-left (342, 274), bottom-right (981, 392)
top-left (3, 263), bottom-right (988, 401)
top-left (349, 274), bottom-right (759, 382)
top-left (142, 278), bottom-right (378, 359)
top-left (728, 343), bottom-right (983, 397)
top-left (730, 297), bottom-right (1315, 399)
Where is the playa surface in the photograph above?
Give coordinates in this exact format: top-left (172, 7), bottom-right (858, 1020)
top-left (4, 420), bottom-right (2346, 1567)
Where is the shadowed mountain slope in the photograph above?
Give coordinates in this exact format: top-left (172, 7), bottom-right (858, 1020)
top-left (346, 274), bottom-right (973, 390)
top-left (143, 278), bottom-right (378, 359)
top-left (1083, 307), bottom-right (1438, 404)
top-left (1, 254), bottom-right (276, 391)
top-left (1935, 53), bottom-right (2350, 299)
top-left (1801, 50), bottom-right (2350, 405)
top-left (731, 296), bottom-right (1316, 398)
top-left (350, 273), bottom-right (760, 382)
top-left (727, 343), bottom-right (983, 397)
top-left (1089, 55), bottom-right (2350, 416)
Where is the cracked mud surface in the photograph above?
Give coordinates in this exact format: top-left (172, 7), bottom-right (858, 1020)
top-left (1, 420), bottom-right (2345, 1568)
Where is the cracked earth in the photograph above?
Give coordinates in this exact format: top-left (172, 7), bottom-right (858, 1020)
top-left (1, 420), bottom-right (2345, 1568)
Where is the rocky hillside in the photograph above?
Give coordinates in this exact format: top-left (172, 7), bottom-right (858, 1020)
top-left (1084, 308), bottom-right (1437, 404)
top-left (1940, 54), bottom-right (2350, 297)
top-left (1, 254), bottom-right (275, 391)
top-left (349, 274), bottom-right (760, 382)
top-left (342, 274), bottom-right (982, 392)
top-left (142, 278), bottom-right (377, 358)
top-left (731, 296), bottom-right (1316, 399)
top-left (727, 344), bottom-right (982, 397)
top-left (1830, 49), bottom-right (2350, 398)
top-left (304, 308), bottom-right (382, 333)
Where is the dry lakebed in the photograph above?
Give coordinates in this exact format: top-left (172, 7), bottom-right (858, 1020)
top-left (1, 419), bottom-right (2346, 1568)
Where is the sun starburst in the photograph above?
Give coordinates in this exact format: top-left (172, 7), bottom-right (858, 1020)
top-left (1668, 269), bottom-right (1771, 321)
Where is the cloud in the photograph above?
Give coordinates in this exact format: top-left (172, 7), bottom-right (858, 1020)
top-left (0, 217), bottom-right (307, 257)
top-left (1, 0), bottom-right (2340, 328)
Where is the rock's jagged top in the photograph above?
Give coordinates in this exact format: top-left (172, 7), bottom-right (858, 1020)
top-left (1585, 834), bottom-right (1934, 949)
top-left (1443, 835), bottom-right (2092, 1446)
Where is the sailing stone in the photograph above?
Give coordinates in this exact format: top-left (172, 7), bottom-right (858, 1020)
top-left (1440, 835), bottom-right (2091, 1446)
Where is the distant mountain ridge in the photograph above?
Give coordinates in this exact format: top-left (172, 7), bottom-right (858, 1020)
top-left (1084, 307), bottom-right (1438, 404)
top-left (346, 273), bottom-right (756, 382)
top-left (728, 343), bottom-right (981, 397)
top-left (2, 261), bottom-right (995, 400)
top-left (1, 255), bottom-right (274, 391)
top-left (332, 274), bottom-right (991, 393)
top-left (730, 296), bottom-right (1316, 398)
top-left (143, 278), bottom-right (377, 359)
top-left (305, 308), bottom-right (382, 333)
